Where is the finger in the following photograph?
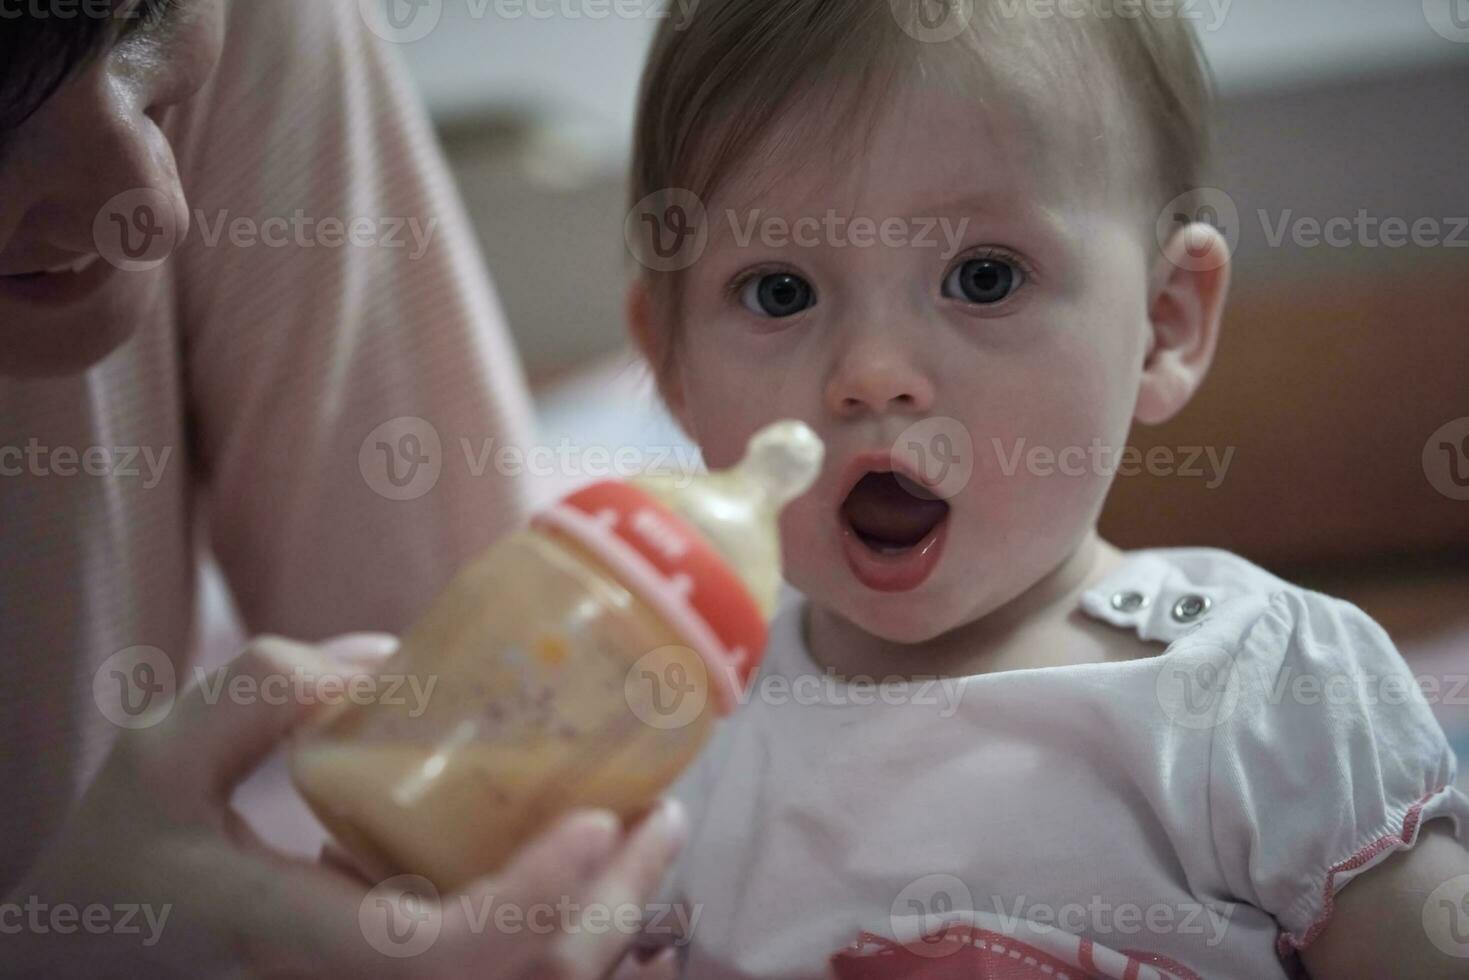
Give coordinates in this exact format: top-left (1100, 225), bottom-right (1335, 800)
top-left (223, 806), bottom-right (269, 851)
top-left (186, 849), bottom-right (422, 978)
top-left (472, 807), bottom-right (624, 903)
top-left (549, 799), bottom-right (689, 979)
top-left (319, 841), bottom-right (379, 887)
top-left (317, 632), bottom-right (401, 667)
top-left (433, 809), bottom-right (622, 968)
top-left (156, 636), bottom-right (367, 802)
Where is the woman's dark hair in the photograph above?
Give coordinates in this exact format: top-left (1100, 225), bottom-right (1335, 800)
top-left (0, 0), bottom-right (177, 133)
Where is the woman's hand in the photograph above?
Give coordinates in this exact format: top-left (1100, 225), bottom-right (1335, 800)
top-left (3, 636), bottom-right (688, 978)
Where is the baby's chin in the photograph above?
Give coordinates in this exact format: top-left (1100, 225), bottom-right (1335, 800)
top-left (793, 567), bottom-right (980, 648)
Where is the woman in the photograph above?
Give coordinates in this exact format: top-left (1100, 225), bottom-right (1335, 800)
top-left (0, 1), bottom-right (683, 974)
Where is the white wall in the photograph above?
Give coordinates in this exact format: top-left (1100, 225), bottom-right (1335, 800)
top-left (390, 0), bottom-right (1469, 156)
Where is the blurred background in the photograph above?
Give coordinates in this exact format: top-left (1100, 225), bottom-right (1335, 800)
top-left (230, 0), bottom-right (1469, 842)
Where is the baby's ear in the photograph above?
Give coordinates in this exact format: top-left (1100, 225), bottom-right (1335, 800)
top-left (625, 278), bottom-right (694, 436)
top-left (1134, 224), bottom-right (1231, 426)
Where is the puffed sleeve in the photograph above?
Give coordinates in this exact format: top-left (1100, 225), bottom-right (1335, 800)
top-left (1206, 589), bottom-right (1469, 957)
top-left (170, 0), bottom-right (535, 636)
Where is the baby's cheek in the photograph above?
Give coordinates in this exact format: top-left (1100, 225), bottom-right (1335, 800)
top-left (681, 394), bottom-right (748, 470)
top-left (967, 414), bottom-right (1120, 552)
top-left (776, 491), bottom-right (826, 553)
top-left (680, 357), bottom-right (777, 466)
top-left (977, 339), bottom-right (1135, 520)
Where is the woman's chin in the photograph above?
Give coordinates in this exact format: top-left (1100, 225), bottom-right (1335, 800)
top-left (0, 310), bottom-right (138, 378)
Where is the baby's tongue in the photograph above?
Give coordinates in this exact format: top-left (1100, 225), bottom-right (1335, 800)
top-left (842, 472), bottom-right (949, 548)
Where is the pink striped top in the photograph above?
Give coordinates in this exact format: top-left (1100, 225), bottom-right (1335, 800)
top-left (0, 0), bottom-right (534, 892)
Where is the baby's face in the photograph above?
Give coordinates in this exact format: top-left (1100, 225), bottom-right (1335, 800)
top-left (668, 80), bottom-right (1159, 644)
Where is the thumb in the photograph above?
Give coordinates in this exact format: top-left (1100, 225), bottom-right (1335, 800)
top-left (316, 631), bottom-right (401, 667)
top-left (158, 636), bottom-right (365, 803)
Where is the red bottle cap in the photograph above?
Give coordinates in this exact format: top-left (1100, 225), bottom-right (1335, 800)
top-left (533, 481), bottom-right (766, 715)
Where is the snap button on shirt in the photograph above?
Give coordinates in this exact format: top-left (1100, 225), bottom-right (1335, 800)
top-left (1172, 594), bottom-right (1213, 623)
top-left (1111, 590), bottom-right (1149, 613)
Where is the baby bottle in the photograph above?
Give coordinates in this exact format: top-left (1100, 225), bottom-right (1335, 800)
top-left (289, 420), bottom-right (824, 891)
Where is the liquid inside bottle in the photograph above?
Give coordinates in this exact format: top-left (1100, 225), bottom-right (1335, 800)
top-left (290, 420), bottom-right (824, 889)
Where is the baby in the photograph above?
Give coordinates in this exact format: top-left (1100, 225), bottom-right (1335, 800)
top-left (620, 2), bottom-right (1469, 978)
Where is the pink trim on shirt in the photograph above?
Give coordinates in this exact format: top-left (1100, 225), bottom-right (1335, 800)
top-left (832, 924), bottom-right (1199, 979)
top-left (1275, 785), bottom-right (1449, 959)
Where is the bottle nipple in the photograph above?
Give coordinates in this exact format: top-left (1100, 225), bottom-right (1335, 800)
top-left (632, 420), bottom-right (824, 619)
top-left (736, 420), bottom-right (826, 510)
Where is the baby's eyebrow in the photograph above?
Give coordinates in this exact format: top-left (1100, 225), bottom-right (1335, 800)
top-left (922, 190), bottom-right (1077, 242)
top-left (912, 189), bottom-right (1051, 222)
top-left (915, 191), bottom-right (1013, 216)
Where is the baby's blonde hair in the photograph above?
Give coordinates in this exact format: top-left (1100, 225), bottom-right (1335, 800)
top-left (629, 0), bottom-right (1214, 359)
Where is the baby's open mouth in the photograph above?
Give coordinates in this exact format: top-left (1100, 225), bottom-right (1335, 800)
top-left (841, 471), bottom-right (950, 554)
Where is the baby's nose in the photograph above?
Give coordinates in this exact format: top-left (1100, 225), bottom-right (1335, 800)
top-left (824, 341), bottom-right (935, 418)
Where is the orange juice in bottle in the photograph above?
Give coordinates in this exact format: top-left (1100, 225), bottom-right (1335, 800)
top-left (289, 420), bottom-right (823, 891)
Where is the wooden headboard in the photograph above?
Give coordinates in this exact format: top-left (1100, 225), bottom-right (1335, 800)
top-left (1101, 251), bottom-right (1469, 567)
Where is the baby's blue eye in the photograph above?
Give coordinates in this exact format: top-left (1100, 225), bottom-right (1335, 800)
top-left (943, 258), bottom-right (1023, 305)
top-left (740, 273), bottom-right (815, 318)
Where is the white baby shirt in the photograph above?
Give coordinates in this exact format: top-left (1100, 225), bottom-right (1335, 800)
top-left (663, 548), bottom-right (1469, 979)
